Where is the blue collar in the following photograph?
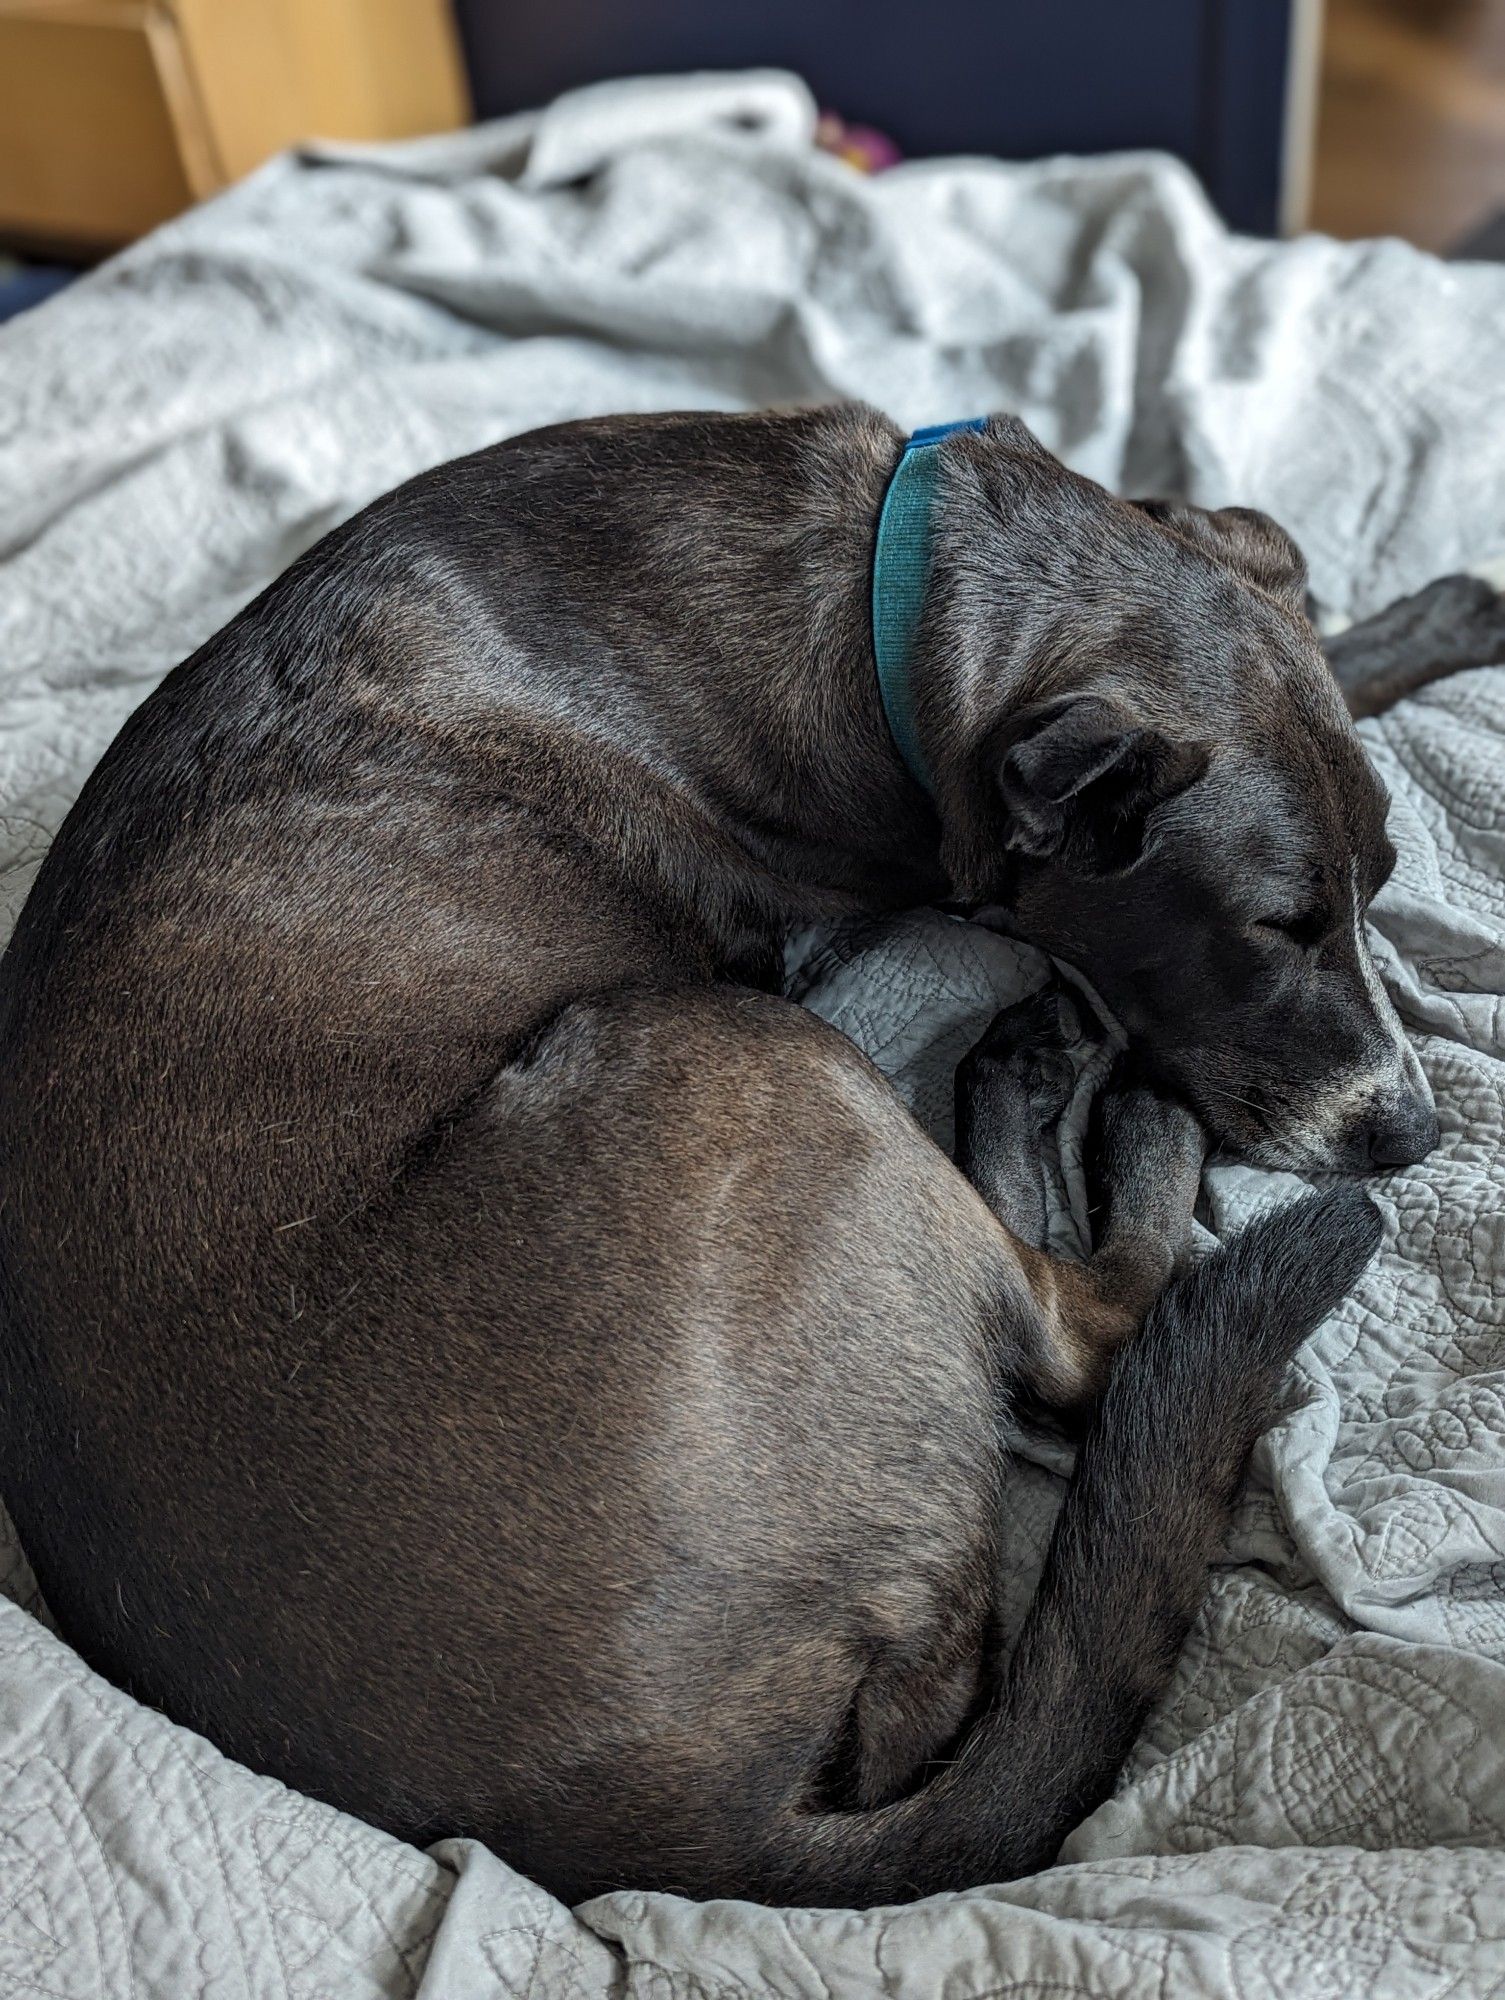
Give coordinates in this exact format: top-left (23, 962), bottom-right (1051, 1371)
top-left (870, 418), bottom-right (987, 795)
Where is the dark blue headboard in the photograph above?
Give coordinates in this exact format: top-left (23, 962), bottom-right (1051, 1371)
top-left (453, 0), bottom-right (1295, 235)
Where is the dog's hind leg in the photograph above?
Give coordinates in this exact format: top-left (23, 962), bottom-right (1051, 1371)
top-left (763, 1182), bottom-right (1383, 1906)
top-left (1324, 573), bottom-right (1505, 719)
top-left (956, 992), bottom-right (1205, 1409)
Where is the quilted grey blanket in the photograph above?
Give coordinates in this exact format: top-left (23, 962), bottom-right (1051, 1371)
top-left (2, 68), bottom-right (1504, 2000)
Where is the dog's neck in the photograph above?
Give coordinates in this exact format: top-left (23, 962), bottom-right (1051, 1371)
top-left (870, 418), bottom-right (993, 795)
top-left (565, 409), bottom-right (959, 926)
top-left (660, 412), bottom-right (1060, 931)
top-left (701, 410), bottom-right (1048, 914)
top-left (501, 409), bottom-right (1052, 947)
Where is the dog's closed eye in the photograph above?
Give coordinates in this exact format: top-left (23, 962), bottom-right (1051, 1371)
top-left (1254, 908), bottom-right (1328, 949)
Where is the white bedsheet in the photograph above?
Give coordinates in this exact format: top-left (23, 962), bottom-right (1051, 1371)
top-left (2, 69), bottom-right (1505, 1999)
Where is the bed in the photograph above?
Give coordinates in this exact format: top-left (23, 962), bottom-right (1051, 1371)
top-left (1, 68), bottom-right (1503, 2000)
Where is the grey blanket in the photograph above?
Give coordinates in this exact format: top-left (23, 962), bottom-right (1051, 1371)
top-left (2, 69), bottom-right (1504, 1999)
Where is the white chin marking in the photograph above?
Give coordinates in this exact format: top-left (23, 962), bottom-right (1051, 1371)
top-left (1349, 862), bottom-right (1430, 1097)
top-left (1264, 865), bottom-right (1431, 1167)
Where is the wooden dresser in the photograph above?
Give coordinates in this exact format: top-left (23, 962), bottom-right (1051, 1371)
top-left (0, 0), bottom-right (471, 255)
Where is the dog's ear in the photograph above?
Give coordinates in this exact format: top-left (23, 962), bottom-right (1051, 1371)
top-left (997, 693), bottom-right (1211, 871)
top-left (1136, 498), bottom-right (1308, 616)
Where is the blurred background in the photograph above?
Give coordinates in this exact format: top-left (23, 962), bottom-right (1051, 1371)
top-left (2, 0), bottom-right (1503, 317)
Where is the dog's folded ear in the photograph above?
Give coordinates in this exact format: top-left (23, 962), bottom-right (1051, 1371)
top-left (1135, 498), bottom-right (1309, 616)
top-left (997, 693), bottom-right (1211, 872)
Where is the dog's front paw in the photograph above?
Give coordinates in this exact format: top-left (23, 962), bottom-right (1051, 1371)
top-left (960, 987), bottom-right (1081, 1133)
top-left (1086, 1057), bottom-right (1206, 1269)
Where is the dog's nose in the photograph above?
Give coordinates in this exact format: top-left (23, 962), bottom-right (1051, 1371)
top-left (1363, 1096), bottom-right (1440, 1169)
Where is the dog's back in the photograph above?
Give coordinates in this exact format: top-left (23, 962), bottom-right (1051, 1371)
top-left (0, 413), bottom-right (999, 1896)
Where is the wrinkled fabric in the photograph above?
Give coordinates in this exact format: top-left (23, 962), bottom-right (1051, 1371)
top-left (2, 68), bottom-right (1504, 1999)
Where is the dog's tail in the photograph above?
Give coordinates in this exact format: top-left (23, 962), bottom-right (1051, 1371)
top-left (765, 1184), bottom-right (1382, 1907)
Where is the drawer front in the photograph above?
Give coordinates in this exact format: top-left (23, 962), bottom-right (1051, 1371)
top-left (0, 6), bottom-right (213, 249)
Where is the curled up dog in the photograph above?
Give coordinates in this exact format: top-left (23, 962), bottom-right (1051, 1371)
top-left (4, 407), bottom-right (1493, 1906)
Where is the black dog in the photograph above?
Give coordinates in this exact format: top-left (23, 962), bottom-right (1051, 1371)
top-left (2, 407), bottom-right (1496, 1905)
